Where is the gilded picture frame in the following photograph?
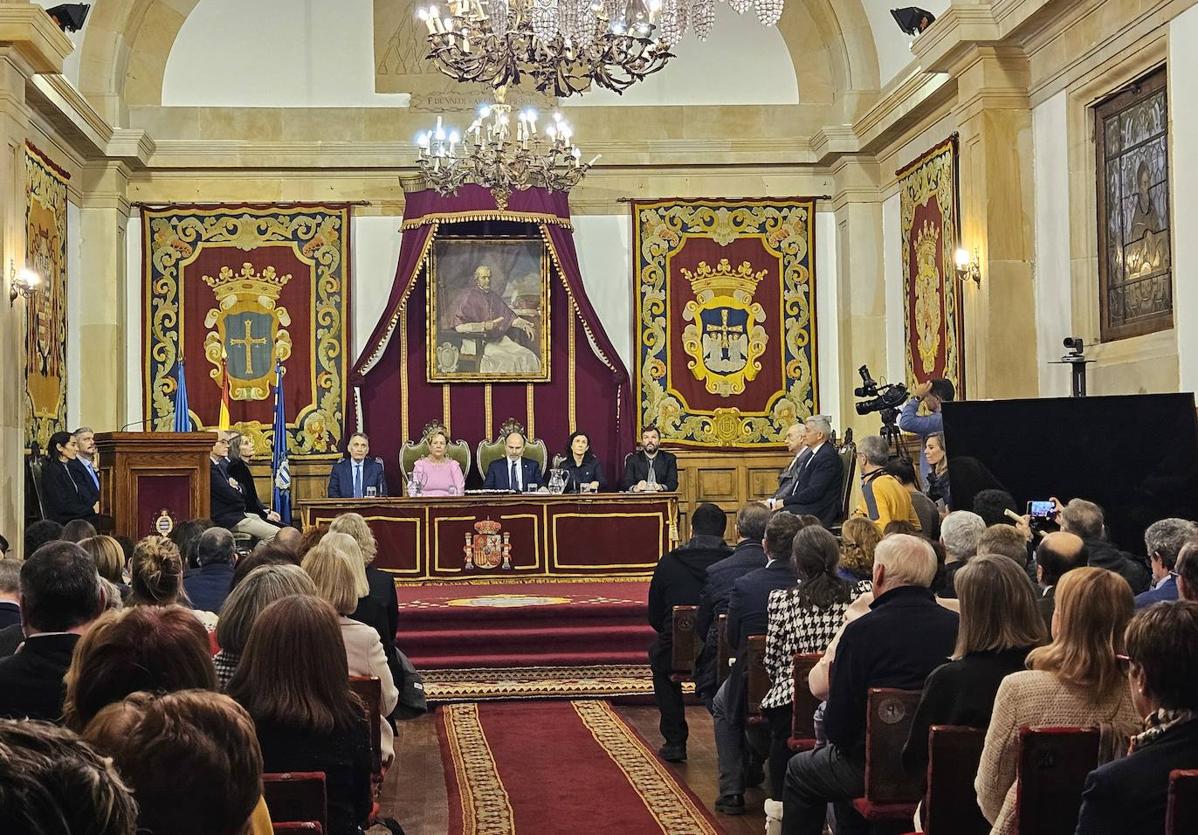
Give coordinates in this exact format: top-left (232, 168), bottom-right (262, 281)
top-left (427, 237), bottom-right (551, 383)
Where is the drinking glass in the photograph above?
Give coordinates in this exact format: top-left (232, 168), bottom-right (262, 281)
top-left (365, 486), bottom-right (377, 498)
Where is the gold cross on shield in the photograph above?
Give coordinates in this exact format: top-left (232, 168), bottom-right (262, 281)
top-left (229, 320), bottom-right (267, 376)
top-left (706, 308), bottom-right (744, 348)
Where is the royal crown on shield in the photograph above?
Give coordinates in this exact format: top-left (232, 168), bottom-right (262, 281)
top-left (202, 263), bottom-right (294, 402)
top-left (463, 518), bottom-right (512, 571)
top-left (680, 259), bottom-right (770, 398)
top-left (680, 259), bottom-right (767, 303)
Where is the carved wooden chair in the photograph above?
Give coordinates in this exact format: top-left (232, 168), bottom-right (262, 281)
top-left (716, 613), bottom-right (731, 688)
top-left (1012, 726), bottom-right (1100, 835)
top-left (744, 634), bottom-right (770, 727)
top-left (921, 725), bottom-right (989, 835)
top-left (262, 771), bottom-right (327, 835)
top-left (669, 605), bottom-right (700, 682)
top-left (850, 688), bottom-right (924, 823)
top-left (787, 652), bottom-right (823, 752)
top-left (475, 418), bottom-right (549, 482)
top-left (398, 420), bottom-right (472, 488)
top-left (1167, 769), bottom-right (1198, 835)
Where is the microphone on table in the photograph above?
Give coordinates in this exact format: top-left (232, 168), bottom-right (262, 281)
top-left (119, 417), bottom-right (152, 430)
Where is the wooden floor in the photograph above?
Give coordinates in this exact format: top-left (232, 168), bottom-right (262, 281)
top-left (374, 704), bottom-right (769, 834)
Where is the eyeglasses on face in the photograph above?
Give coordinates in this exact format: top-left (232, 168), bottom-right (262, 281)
top-left (1115, 653), bottom-right (1134, 676)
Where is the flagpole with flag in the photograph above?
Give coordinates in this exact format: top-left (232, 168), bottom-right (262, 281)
top-left (271, 361), bottom-right (291, 525)
top-left (173, 358), bottom-right (191, 432)
top-left (218, 354), bottom-right (231, 430)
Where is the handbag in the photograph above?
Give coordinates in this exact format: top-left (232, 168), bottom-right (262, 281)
top-left (392, 648), bottom-right (427, 720)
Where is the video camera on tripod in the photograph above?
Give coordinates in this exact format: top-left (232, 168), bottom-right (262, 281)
top-left (853, 365), bottom-right (908, 444)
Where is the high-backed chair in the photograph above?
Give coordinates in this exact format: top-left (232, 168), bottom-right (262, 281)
top-left (348, 675), bottom-right (383, 786)
top-left (475, 418), bottom-right (548, 482)
top-left (25, 450), bottom-right (48, 522)
top-left (262, 771), bottom-right (327, 835)
top-left (1013, 726), bottom-right (1099, 835)
top-left (1168, 769), bottom-right (1198, 835)
top-left (744, 634), bottom-right (770, 726)
top-left (669, 605), bottom-right (699, 682)
top-left (836, 429), bottom-right (857, 524)
top-left (788, 653), bottom-right (822, 752)
top-left (850, 688), bottom-right (924, 823)
top-left (398, 421), bottom-right (471, 487)
top-left (921, 725), bottom-right (989, 835)
top-left (716, 613), bottom-right (731, 688)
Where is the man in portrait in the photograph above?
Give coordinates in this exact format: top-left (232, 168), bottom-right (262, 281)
top-left (441, 265), bottom-right (540, 375)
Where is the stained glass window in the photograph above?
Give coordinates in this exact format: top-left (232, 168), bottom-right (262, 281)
top-left (1094, 68), bottom-right (1171, 341)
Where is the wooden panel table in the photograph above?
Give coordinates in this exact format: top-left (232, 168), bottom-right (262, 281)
top-left (299, 492), bottom-right (679, 582)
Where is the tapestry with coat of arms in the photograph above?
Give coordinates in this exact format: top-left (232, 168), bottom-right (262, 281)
top-left (24, 143), bottom-right (70, 453)
top-left (632, 198), bottom-right (818, 449)
top-left (898, 136), bottom-right (966, 396)
top-left (142, 204), bottom-right (351, 460)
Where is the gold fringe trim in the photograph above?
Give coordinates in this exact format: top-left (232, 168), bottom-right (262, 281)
top-left (402, 210), bottom-right (572, 230)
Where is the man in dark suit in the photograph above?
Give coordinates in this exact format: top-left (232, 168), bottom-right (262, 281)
top-left (1035, 531), bottom-right (1087, 630)
top-left (647, 503), bottom-right (733, 764)
top-left (183, 528), bottom-right (237, 613)
top-left (1058, 497), bottom-right (1151, 593)
top-left (621, 425), bottom-right (679, 492)
top-left (768, 417), bottom-right (843, 526)
top-left (1135, 517), bottom-right (1197, 609)
top-left (483, 431), bottom-right (542, 491)
top-left (209, 434), bottom-right (277, 542)
top-left (0, 561), bottom-right (20, 629)
top-left (67, 426), bottom-right (101, 509)
top-left (328, 432), bottom-right (389, 498)
top-left (0, 541), bottom-right (104, 721)
top-left (783, 535), bottom-right (958, 835)
top-left (710, 512), bottom-right (803, 815)
top-left (694, 502), bottom-right (772, 701)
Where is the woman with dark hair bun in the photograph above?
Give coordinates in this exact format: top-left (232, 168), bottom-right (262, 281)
top-left (559, 430), bottom-right (606, 492)
top-left (40, 430), bottom-right (100, 527)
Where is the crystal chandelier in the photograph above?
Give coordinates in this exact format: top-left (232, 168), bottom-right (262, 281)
top-left (416, 89), bottom-right (599, 207)
top-left (419, 0), bottom-right (787, 98)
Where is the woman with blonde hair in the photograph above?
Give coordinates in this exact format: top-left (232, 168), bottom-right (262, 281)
top-left (302, 537), bottom-right (398, 764)
top-left (78, 534), bottom-right (128, 586)
top-left (329, 513), bottom-right (398, 648)
top-left (975, 567), bottom-right (1140, 834)
top-left (409, 429), bottom-right (465, 496)
top-left (838, 516), bottom-right (882, 584)
top-left (213, 564), bottom-right (316, 689)
top-left (127, 535), bottom-right (218, 630)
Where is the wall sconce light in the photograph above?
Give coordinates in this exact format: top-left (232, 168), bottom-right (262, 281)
top-left (954, 247), bottom-right (981, 286)
top-left (9, 260), bottom-right (42, 306)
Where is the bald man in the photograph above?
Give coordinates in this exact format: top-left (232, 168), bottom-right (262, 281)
top-left (1034, 531), bottom-right (1088, 631)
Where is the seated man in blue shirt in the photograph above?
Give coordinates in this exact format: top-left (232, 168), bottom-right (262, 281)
top-left (897, 378), bottom-right (954, 484)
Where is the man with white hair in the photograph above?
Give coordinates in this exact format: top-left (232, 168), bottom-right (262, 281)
top-left (854, 435), bottom-right (920, 533)
top-left (1135, 518), bottom-right (1198, 608)
top-left (782, 535), bottom-right (958, 835)
top-left (767, 416), bottom-right (843, 526)
top-left (935, 510), bottom-right (986, 598)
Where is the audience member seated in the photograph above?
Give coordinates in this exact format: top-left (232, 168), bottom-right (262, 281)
top-left (328, 432), bottom-right (388, 498)
top-left (230, 542), bottom-right (301, 589)
top-left (647, 502), bottom-right (732, 762)
top-left (837, 517), bottom-right (881, 585)
top-left (40, 431), bottom-right (101, 527)
top-left (209, 433), bottom-right (279, 543)
top-left (62, 604), bottom-right (216, 732)
top-left (972, 488), bottom-right (1017, 527)
top-left (226, 431), bottom-right (284, 528)
top-left (783, 534), bottom-right (958, 835)
top-left (0, 561), bottom-right (19, 629)
top-left (302, 539), bottom-right (399, 764)
top-left (410, 429), bottom-right (466, 496)
top-left (169, 518), bottom-right (213, 571)
top-left (60, 518), bottom-right (97, 543)
top-left (1035, 531), bottom-right (1088, 628)
top-left (694, 503), bottom-right (771, 702)
top-left (0, 543), bottom-right (104, 721)
top-left (711, 512), bottom-right (804, 815)
top-left (883, 519), bottom-right (920, 538)
top-left (1135, 518), bottom-right (1197, 608)
top-left (484, 430), bottom-right (543, 491)
top-left (975, 567), bottom-right (1140, 835)
top-left (1057, 498), bottom-right (1151, 593)
top-left (923, 433), bottom-right (951, 510)
top-left (77, 534), bottom-right (129, 590)
top-left (560, 429), bottom-right (607, 492)
top-left (621, 425), bottom-right (679, 493)
top-left (230, 595), bottom-right (373, 835)
top-left (214, 564), bottom-right (316, 689)
top-left (886, 457), bottom-right (940, 540)
top-left (0, 719), bottom-right (136, 835)
top-left (1075, 600), bottom-right (1198, 834)
top-left (977, 523), bottom-right (1032, 569)
top-left (854, 436), bottom-right (921, 533)
top-left (24, 519), bottom-right (64, 558)
top-left (330, 512), bottom-right (399, 653)
top-left (897, 378), bottom-right (953, 483)
top-left (82, 690), bottom-right (262, 835)
top-left (762, 526), bottom-right (871, 801)
top-left (1177, 541), bottom-right (1198, 602)
top-left (183, 527), bottom-right (238, 614)
top-left (901, 554), bottom-right (1046, 780)
top-left (272, 524), bottom-right (303, 554)
top-left (767, 418), bottom-right (843, 526)
top-left (127, 535), bottom-right (220, 629)
top-left (321, 531), bottom-right (400, 678)
top-left (934, 510), bottom-right (985, 598)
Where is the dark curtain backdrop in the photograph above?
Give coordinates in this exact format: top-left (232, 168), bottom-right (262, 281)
top-left (351, 187), bottom-right (632, 489)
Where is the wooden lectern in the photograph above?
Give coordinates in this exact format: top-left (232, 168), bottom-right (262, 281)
top-left (95, 432), bottom-right (217, 540)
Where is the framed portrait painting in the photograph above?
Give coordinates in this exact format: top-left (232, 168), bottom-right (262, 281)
top-left (427, 237), bottom-right (551, 383)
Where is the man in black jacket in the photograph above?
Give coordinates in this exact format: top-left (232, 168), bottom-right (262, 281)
top-left (783, 534), bottom-right (958, 835)
top-left (1035, 531), bottom-right (1087, 629)
top-left (0, 542), bottom-right (104, 721)
top-left (209, 433), bottom-right (277, 542)
top-left (1057, 497), bottom-right (1151, 593)
top-left (621, 425), bottom-right (679, 492)
top-left (767, 417), bottom-right (843, 526)
top-left (711, 511), bottom-right (803, 814)
top-left (647, 502), bottom-right (732, 763)
top-left (694, 502), bottom-right (771, 701)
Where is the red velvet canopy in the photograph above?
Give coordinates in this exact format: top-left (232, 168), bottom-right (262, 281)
top-left (350, 186), bottom-right (632, 488)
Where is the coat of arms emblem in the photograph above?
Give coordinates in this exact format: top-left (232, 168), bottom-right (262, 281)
top-left (463, 519), bottom-right (512, 570)
top-left (202, 263), bottom-right (294, 400)
top-left (680, 258), bottom-right (769, 397)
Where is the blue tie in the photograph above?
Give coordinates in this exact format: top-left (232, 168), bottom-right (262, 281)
top-left (354, 463), bottom-right (363, 498)
top-left (511, 460), bottom-right (519, 491)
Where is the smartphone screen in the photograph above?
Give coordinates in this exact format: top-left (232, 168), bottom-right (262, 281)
top-left (1027, 500), bottom-right (1055, 519)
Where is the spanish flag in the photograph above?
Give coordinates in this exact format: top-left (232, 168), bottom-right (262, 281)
top-left (218, 356), bottom-right (231, 430)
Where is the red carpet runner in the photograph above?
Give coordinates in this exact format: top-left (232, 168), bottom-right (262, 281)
top-left (437, 700), bottom-right (721, 835)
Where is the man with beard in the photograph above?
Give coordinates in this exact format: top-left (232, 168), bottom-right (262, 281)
top-left (621, 425), bottom-right (678, 492)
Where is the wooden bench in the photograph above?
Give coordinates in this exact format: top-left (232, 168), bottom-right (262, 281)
top-left (744, 634), bottom-right (769, 726)
top-left (1168, 769), bottom-right (1198, 835)
top-left (1013, 726), bottom-right (1099, 835)
top-left (669, 604), bottom-right (699, 682)
top-left (263, 771), bottom-right (327, 835)
top-left (850, 688), bottom-right (924, 823)
top-left (787, 653), bottom-right (822, 752)
top-left (921, 725), bottom-right (988, 835)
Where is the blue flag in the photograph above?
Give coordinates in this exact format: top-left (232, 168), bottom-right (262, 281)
top-left (173, 359), bottom-right (191, 432)
top-left (271, 362), bottom-right (292, 525)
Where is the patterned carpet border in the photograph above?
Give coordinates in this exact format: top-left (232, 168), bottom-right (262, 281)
top-left (422, 664), bottom-right (695, 702)
top-left (441, 703), bottom-right (516, 834)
